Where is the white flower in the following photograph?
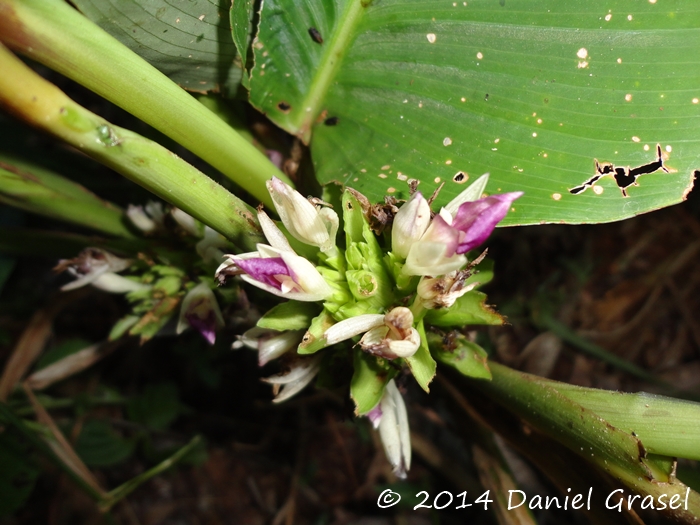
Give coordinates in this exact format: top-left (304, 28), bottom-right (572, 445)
top-left (56, 248), bottom-right (148, 293)
top-left (235, 327), bottom-right (305, 366)
top-left (392, 192), bottom-right (431, 259)
top-left (402, 182), bottom-right (522, 277)
top-left (126, 201), bottom-right (166, 234)
top-left (126, 205), bottom-right (157, 234)
top-left (176, 282), bottom-right (224, 344)
top-left (216, 245), bottom-right (333, 302)
top-left (402, 214), bottom-right (467, 276)
top-left (267, 177), bottom-right (338, 253)
top-left (217, 208), bottom-right (333, 302)
top-left (323, 307), bottom-right (420, 359)
top-left (262, 355), bottom-right (322, 403)
top-left (370, 380), bottom-right (412, 479)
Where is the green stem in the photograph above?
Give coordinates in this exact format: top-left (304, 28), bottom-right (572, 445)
top-left (100, 435), bottom-right (202, 512)
top-left (460, 363), bottom-right (700, 520)
top-left (0, 157), bottom-right (134, 238)
top-left (537, 380), bottom-right (700, 460)
top-left (0, 0), bottom-right (292, 208)
top-left (0, 43), bottom-right (264, 252)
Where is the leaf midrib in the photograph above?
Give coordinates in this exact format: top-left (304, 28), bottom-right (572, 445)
top-left (287, 0), bottom-right (366, 143)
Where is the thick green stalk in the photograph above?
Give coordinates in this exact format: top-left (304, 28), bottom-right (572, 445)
top-left (0, 157), bottom-right (134, 238)
top-left (466, 363), bottom-right (700, 520)
top-left (538, 380), bottom-right (700, 461)
top-left (0, 44), bottom-right (264, 251)
top-left (0, 0), bottom-right (292, 209)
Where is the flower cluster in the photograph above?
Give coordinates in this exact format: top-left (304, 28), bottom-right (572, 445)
top-left (57, 205), bottom-right (229, 345)
top-left (218, 175), bottom-right (521, 477)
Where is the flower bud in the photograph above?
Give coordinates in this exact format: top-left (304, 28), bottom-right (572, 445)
top-left (391, 192), bottom-right (431, 259)
top-left (371, 380), bottom-right (411, 478)
top-left (236, 327), bottom-right (305, 366)
top-left (403, 215), bottom-right (467, 276)
top-left (451, 192), bottom-right (523, 254)
top-left (267, 177), bottom-right (338, 253)
top-left (176, 282), bottom-right (224, 344)
top-left (126, 205), bottom-right (157, 234)
top-left (56, 248), bottom-right (133, 291)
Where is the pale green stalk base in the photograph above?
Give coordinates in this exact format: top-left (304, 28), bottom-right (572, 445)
top-left (0, 0), bottom-right (292, 209)
top-left (0, 43), bottom-right (264, 252)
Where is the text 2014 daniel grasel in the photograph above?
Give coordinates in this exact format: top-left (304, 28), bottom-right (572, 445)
top-left (506, 487), bottom-right (691, 512)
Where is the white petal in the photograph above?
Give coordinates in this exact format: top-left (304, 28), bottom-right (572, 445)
top-left (379, 380), bottom-right (411, 478)
top-left (318, 207), bottom-right (340, 253)
top-left (90, 273), bottom-right (150, 294)
top-left (359, 325), bottom-right (389, 347)
top-left (392, 193), bottom-right (431, 259)
top-left (443, 172), bottom-right (490, 216)
top-left (387, 328), bottom-right (420, 358)
top-left (438, 207), bottom-right (454, 225)
top-left (263, 356), bottom-right (321, 403)
top-left (126, 205), bottom-right (157, 233)
top-left (257, 210), bottom-right (295, 253)
top-left (236, 327), bottom-right (269, 350)
top-left (61, 265), bottom-right (111, 291)
top-left (279, 251), bottom-right (333, 300)
top-left (404, 242), bottom-right (466, 276)
top-left (324, 314), bottom-right (385, 345)
top-left (267, 177), bottom-right (330, 249)
top-left (258, 330), bottom-right (305, 366)
top-left (144, 201), bottom-right (166, 224)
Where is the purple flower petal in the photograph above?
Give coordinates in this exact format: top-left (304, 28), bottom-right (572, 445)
top-left (235, 257), bottom-right (290, 290)
top-left (367, 404), bottom-right (383, 428)
top-left (186, 312), bottom-right (217, 345)
top-left (451, 192), bottom-right (523, 254)
top-left (428, 214), bottom-right (462, 258)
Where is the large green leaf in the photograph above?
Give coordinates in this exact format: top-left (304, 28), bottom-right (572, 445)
top-left (243, 0), bottom-right (699, 224)
top-left (72, 0), bottom-right (241, 96)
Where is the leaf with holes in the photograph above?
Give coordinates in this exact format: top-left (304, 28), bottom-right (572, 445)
top-left (240, 0), bottom-right (699, 225)
top-left (72, 0), bottom-right (241, 96)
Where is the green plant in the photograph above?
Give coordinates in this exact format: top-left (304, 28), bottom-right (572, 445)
top-left (1, 0), bottom-right (699, 523)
